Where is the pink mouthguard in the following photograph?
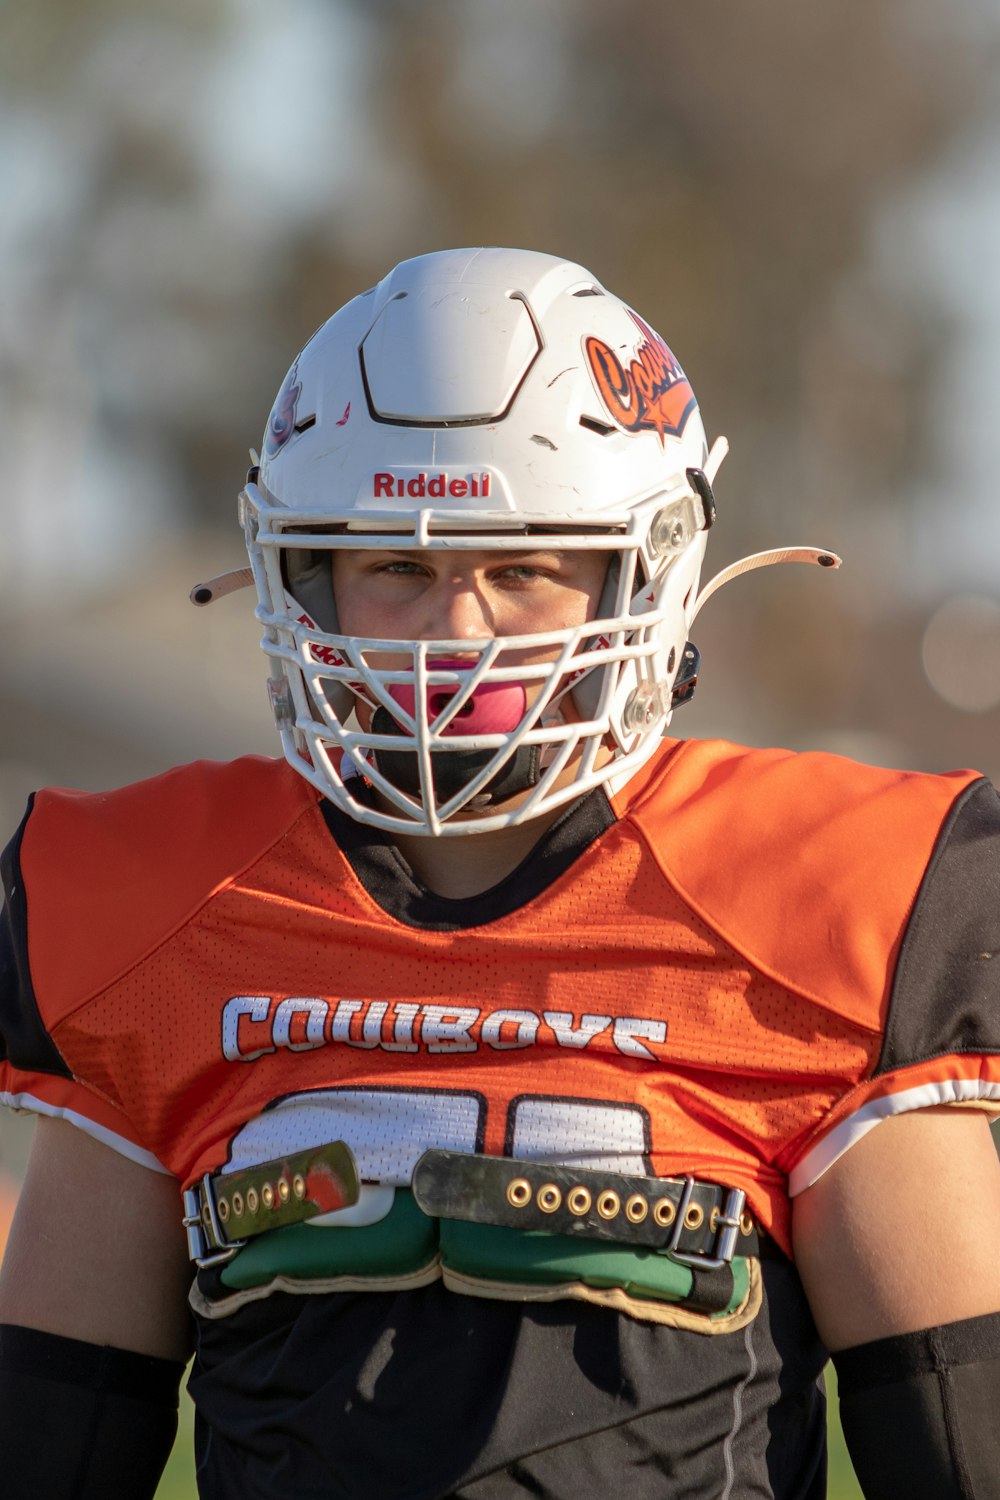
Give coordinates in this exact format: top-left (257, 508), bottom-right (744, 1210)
top-left (388, 658), bottom-right (527, 735)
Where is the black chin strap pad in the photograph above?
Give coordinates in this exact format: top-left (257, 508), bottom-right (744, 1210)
top-left (370, 706), bottom-right (541, 806)
top-left (0, 1323), bottom-right (185, 1500)
top-left (832, 1310), bottom-right (1000, 1499)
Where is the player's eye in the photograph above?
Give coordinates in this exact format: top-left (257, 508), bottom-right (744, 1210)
top-left (499, 564), bottom-right (547, 581)
top-left (377, 559), bottom-right (427, 576)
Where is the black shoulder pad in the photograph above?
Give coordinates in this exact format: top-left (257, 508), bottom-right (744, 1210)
top-left (0, 798), bottom-right (72, 1078)
top-left (879, 777), bottom-right (1000, 1075)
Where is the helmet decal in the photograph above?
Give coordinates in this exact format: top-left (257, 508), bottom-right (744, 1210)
top-left (372, 470), bottom-right (492, 500)
top-left (263, 364), bottom-right (303, 459)
top-left (585, 311), bottom-right (696, 444)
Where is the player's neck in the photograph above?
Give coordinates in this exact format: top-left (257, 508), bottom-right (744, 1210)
top-left (389, 808), bottom-right (564, 900)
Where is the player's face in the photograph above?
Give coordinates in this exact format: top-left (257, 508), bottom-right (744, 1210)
top-left (331, 545), bottom-right (609, 658)
top-left (331, 544), bottom-right (614, 817)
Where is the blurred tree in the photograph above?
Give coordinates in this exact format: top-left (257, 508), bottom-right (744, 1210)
top-left (326, 0), bottom-right (995, 755)
top-left (363, 1), bottom-right (987, 538)
top-left (1, 0), bottom-right (997, 779)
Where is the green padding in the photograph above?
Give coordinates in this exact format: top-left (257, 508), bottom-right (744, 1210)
top-left (440, 1219), bottom-right (747, 1316)
top-left (220, 1188), bottom-right (437, 1290)
top-left (219, 1190), bottom-right (750, 1318)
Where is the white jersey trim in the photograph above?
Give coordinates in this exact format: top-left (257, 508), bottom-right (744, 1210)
top-left (789, 1077), bottom-right (1000, 1195)
top-left (0, 1090), bottom-right (168, 1175)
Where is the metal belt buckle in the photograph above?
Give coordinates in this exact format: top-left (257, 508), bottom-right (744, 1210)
top-left (183, 1139), bottom-right (360, 1270)
top-left (666, 1178), bottom-right (747, 1271)
top-left (182, 1176), bottom-right (247, 1269)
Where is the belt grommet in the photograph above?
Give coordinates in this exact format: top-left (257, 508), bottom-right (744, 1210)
top-left (708, 1206), bottom-right (720, 1232)
top-left (278, 1178), bottom-right (291, 1204)
top-left (653, 1198), bottom-right (676, 1227)
top-left (292, 1174), bottom-right (306, 1201)
top-left (262, 1183), bottom-right (275, 1210)
top-left (597, 1189), bottom-right (621, 1220)
top-left (218, 1197), bottom-right (230, 1223)
top-left (507, 1178), bottom-right (532, 1209)
top-left (740, 1211), bottom-right (754, 1236)
top-left (201, 1202), bottom-right (212, 1226)
top-left (231, 1191), bottom-right (245, 1217)
top-left (246, 1187), bottom-right (259, 1214)
top-left (625, 1194), bottom-right (648, 1223)
top-left (567, 1186), bottom-right (592, 1216)
top-left (684, 1203), bottom-right (704, 1231)
top-left (537, 1184), bottom-right (561, 1213)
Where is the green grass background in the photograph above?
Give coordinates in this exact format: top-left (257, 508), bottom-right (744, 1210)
top-left (155, 1367), bottom-right (863, 1498)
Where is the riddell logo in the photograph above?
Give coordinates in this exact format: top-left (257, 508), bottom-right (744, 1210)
top-left (585, 312), bottom-right (695, 445)
top-left (294, 608), bottom-right (345, 668)
top-left (374, 471), bottom-right (492, 500)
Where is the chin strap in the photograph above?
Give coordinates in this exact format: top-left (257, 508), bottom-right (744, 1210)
top-left (691, 546), bottom-right (841, 623)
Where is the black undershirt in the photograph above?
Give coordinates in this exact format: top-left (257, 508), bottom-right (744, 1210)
top-left (320, 785), bottom-right (616, 931)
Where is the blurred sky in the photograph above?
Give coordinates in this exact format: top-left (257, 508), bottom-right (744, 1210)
top-left (2, 0), bottom-right (1000, 820)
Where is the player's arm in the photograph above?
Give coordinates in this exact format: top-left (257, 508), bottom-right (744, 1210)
top-left (792, 1106), bottom-right (1000, 1499)
top-left (0, 1115), bottom-right (193, 1500)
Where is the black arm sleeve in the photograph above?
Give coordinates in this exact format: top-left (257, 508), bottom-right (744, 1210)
top-left (833, 1311), bottom-right (1000, 1500)
top-left (0, 1323), bottom-right (185, 1500)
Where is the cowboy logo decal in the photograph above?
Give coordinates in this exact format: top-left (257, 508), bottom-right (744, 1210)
top-left (585, 311), bottom-right (696, 444)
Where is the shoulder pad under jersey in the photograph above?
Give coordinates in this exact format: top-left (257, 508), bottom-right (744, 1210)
top-left (613, 738), bottom-right (985, 1031)
top-left (15, 757), bottom-right (319, 1028)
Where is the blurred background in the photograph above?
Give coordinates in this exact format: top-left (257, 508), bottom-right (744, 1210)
top-left (2, 2), bottom-right (1000, 1495)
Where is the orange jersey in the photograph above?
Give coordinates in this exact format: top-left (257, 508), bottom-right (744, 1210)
top-left (2, 741), bottom-right (999, 1256)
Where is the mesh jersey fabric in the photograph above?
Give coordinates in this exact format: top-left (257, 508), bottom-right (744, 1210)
top-left (4, 738), bottom-right (1000, 1499)
top-left (2, 739), bottom-right (999, 1255)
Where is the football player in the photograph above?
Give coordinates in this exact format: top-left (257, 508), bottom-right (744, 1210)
top-left (1, 248), bottom-right (999, 1499)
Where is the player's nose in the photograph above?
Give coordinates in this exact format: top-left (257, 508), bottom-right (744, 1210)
top-left (425, 578), bottom-right (494, 640)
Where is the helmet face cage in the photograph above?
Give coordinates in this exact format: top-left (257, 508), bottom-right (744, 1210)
top-left (242, 247), bottom-right (719, 836)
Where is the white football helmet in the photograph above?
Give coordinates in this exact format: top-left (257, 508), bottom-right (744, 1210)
top-left (199, 248), bottom-right (837, 835)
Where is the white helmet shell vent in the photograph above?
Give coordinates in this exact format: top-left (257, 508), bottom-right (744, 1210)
top-left (361, 283), bottom-right (541, 423)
